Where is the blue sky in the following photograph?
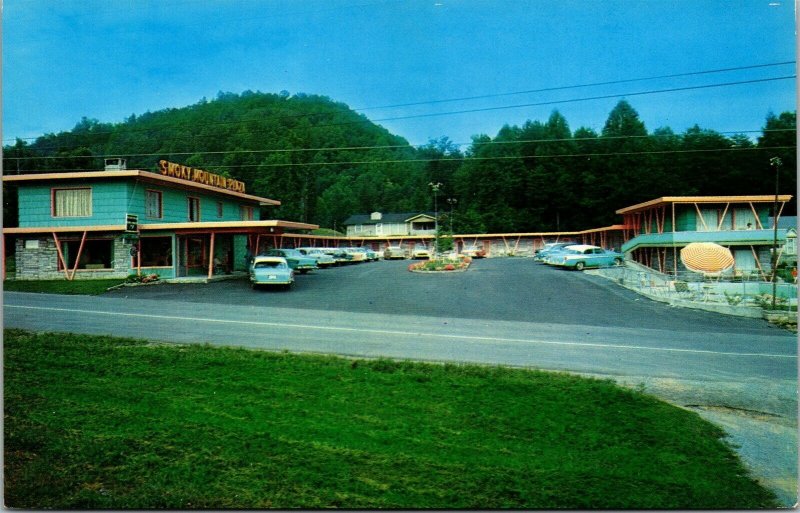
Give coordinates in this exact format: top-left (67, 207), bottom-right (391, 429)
top-left (2, 0), bottom-right (796, 148)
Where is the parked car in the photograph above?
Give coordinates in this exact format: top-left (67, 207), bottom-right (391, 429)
top-left (263, 249), bottom-right (318, 273)
top-left (384, 245), bottom-right (408, 259)
top-left (412, 244), bottom-right (431, 259)
top-left (351, 247), bottom-right (378, 261)
top-left (249, 256), bottom-right (294, 289)
top-left (534, 242), bottom-right (575, 263)
top-left (342, 248), bottom-right (367, 263)
top-left (297, 248), bottom-right (336, 268)
top-left (320, 247), bottom-right (353, 265)
top-left (462, 245), bottom-right (486, 258)
top-left (550, 245), bottom-right (624, 270)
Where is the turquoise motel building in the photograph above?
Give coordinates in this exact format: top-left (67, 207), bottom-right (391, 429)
top-left (2, 159), bottom-right (317, 281)
top-left (618, 195), bottom-right (794, 279)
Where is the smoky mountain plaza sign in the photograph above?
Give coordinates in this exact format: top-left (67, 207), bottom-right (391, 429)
top-left (159, 160), bottom-right (246, 193)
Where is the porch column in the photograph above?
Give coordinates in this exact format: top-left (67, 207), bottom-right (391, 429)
top-left (69, 231), bottom-right (88, 281)
top-left (207, 232), bottom-right (216, 279)
top-left (52, 232), bottom-right (71, 280)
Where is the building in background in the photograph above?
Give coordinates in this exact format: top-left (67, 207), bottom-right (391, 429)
top-left (343, 212), bottom-right (437, 237)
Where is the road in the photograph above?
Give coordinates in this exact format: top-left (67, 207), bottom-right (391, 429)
top-left (3, 258), bottom-right (797, 505)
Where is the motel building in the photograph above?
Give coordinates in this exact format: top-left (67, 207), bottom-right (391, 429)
top-left (2, 159), bottom-right (318, 281)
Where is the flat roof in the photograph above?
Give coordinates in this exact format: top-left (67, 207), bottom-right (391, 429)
top-left (2, 170), bottom-right (281, 206)
top-left (616, 195), bottom-right (794, 215)
top-left (2, 220), bottom-right (319, 234)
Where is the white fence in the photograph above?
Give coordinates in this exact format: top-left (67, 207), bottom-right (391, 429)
top-left (592, 262), bottom-right (798, 313)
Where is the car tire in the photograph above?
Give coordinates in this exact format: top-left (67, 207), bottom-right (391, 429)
top-left (575, 261), bottom-right (585, 271)
top-left (613, 258), bottom-right (623, 266)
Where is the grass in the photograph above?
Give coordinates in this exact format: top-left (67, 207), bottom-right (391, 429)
top-left (3, 279), bottom-right (125, 295)
top-left (4, 329), bottom-right (778, 509)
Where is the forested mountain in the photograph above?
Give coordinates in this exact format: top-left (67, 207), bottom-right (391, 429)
top-left (3, 91), bottom-right (796, 233)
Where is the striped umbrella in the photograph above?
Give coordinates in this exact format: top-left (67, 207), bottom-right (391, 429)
top-left (680, 242), bottom-right (735, 274)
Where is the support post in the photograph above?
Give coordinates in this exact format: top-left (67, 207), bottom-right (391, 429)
top-left (208, 232), bottom-right (216, 279)
top-left (70, 231), bottom-right (88, 281)
top-left (52, 233), bottom-right (71, 280)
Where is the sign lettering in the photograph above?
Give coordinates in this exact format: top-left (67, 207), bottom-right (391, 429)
top-left (158, 160), bottom-right (246, 193)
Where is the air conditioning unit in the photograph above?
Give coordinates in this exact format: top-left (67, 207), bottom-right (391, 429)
top-left (104, 158), bottom-right (127, 170)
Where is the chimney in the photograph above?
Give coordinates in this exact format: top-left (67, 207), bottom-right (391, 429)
top-left (104, 158), bottom-right (127, 171)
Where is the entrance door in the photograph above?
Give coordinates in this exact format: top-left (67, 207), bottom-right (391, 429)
top-left (176, 236), bottom-right (207, 277)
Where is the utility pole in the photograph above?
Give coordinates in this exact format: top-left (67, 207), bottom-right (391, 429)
top-left (769, 157), bottom-right (782, 310)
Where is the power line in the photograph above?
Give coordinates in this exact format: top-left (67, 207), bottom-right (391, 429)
top-left (353, 61), bottom-right (797, 111)
top-left (366, 76), bottom-right (797, 123)
top-left (9, 145), bottom-right (795, 173)
top-left (5, 129), bottom-right (795, 162)
top-left (3, 64), bottom-right (795, 145)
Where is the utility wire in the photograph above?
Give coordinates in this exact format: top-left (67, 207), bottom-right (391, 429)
top-left (3, 62), bottom-right (795, 145)
top-left (353, 61), bottom-right (797, 111)
top-left (4, 129), bottom-right (795, 162)
top-left (10, 145), bottom-right (795, 173)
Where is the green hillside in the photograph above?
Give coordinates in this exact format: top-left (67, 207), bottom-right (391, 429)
top-left (3, 91), bottom-right (795, 232)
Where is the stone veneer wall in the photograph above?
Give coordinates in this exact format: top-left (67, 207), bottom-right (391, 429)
top-left (14, 235), bottom-right (133, 280)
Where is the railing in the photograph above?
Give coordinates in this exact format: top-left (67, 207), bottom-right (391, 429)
top-left (592, 262), bottom-right (798, 312)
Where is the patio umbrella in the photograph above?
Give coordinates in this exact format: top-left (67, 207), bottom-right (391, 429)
top-left (680, 242), bottom-right (735, 274)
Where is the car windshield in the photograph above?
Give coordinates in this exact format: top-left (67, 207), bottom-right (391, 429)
top-left (254, 261), bottom-right (285, 269)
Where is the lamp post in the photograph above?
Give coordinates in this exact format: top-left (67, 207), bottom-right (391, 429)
top-left (429, 182), bottom-right (442, 233)
top-left (447, 197), bottom-right (457, 232)
top-left (769, 157), bottom-right (782, 310)
top-left (429, 182), bottom-right (442, 255)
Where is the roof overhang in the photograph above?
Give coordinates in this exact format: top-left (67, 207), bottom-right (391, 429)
top-left (616, 195), bottom-right (794, 215)
top-left (141, 220), bottom-right (318, 232)
top-left (2, 170), bottom-right (281, 206)
top-left (3, 220), bottom-right (318, 235)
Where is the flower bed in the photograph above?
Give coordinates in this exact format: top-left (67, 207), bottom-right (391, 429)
top-left (408, 255), bottom-right (472, 273)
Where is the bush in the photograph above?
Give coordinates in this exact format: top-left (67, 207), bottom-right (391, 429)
top-left (126, 273), bottom-right (160, 284)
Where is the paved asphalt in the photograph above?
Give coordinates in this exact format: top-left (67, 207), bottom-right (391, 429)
top-left (3, 257), bottom-right (797, 505)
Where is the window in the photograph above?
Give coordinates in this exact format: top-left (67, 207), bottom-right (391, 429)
top-left (145, 190), bottom-right (163, 219)
top-left (135, 237), bottom-right (173, 267)
top-left (734, 208), bottom-right (757, 230)
top-left (697, 209), bottom-right (719, 232)
top-left (188, 197), bottom-right (200, 222)
top-left (216, 202), bottom-right (224, 218)
top-left (52, 188), bottom-right (91, 217)
top-left (57, 239), bottom-right (113, 270)
top-left (240, 206), bottom-right (255, 221)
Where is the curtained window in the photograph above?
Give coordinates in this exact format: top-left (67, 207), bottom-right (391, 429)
top-left (188, 197), bottom-right (200, 221)
top-left (53, 188), bottom-right (91, 217)
top-left (145, 190), bottom-right (162, 219)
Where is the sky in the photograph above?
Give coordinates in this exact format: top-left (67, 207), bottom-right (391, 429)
top-left (2, 0), bottom-right (797, 149)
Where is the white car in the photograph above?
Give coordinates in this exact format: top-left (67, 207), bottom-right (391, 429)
top-left (412, 244), bottom-right (431, 259)
top-left (384, 245), bottom-right (408, 259)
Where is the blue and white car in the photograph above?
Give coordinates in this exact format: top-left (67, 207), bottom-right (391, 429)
top-left (551, 244), bottom-right (624, 270)
top-left (534, 242), bottom-right (575, 263)
top-left (250, 256), bottom-right (294, 289)
top-left (263, 249), bottom-right (319, 274)
top-left (297, 248), bottom-right (336, 268)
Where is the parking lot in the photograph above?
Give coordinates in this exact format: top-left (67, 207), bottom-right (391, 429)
top-left (106, 257), bottom-right (783, 335)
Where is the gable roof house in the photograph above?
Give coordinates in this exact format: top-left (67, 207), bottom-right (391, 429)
top-left (343, 212), bottom-right (437, 237)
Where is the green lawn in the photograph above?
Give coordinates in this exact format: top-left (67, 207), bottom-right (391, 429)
top-left (4, 329), bottom-right (777, 509)
top-left (3, 279), bottom-right (125, 295)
